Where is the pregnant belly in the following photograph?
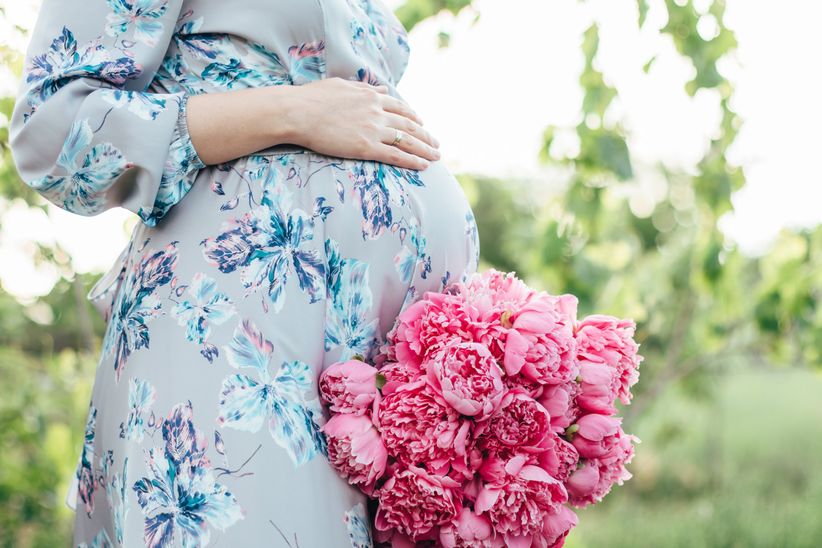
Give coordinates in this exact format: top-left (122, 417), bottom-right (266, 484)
top-left (138, 147), bottom-right (478, 294)
top-left (90, 147), bottom-right (479, 331)
top-left (276, 149), bottom-right (480, 282)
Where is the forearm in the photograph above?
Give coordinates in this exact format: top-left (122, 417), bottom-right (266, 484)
top-left (186, 85), bottom-right (302, 166)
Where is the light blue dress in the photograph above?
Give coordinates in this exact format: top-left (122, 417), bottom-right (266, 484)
top-left (9, 0), bottom-right (480, 546)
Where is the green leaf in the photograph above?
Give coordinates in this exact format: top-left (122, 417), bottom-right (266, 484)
top-left (637, 0), bottom-right (649, 27)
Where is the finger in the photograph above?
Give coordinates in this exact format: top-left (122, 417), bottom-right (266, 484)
top-left (373, 142), bottom-right (430, 171)
top-left (349, 79), bottom-right (380, 91)
top-left (384, 112), bottom-right (440, 149)
top-left (350, 80), bottom-right (389, 94)
top-left (380, 95), bottom-right (424, 126)
top-left (381, 126), bottom-right (440, 162)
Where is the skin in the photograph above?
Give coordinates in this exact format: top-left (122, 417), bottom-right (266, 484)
top-left (186, 77), bottom-right (441, 170)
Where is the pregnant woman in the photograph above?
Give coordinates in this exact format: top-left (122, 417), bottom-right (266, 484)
top-left (9, 0), bottom-right (480, 545)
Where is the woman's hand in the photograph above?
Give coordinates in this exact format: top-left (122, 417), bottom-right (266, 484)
top-left (186, 78), bottom-right (440, 169)
top-left (284, 77), bottom-right (441, 171)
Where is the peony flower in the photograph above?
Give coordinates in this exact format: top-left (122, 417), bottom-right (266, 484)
top-left (475, 455), bottom-right (568, 540)
top-left (317, 269), bottom-right (641, 545)
top-left (375, 465), bottom-right (463, 541)
top-left (425, 341), bottom-right (505, 420)
top-left (475, 390), bottom-right (551, 457)
top-left (390, 270), bottom-right (535, 368)
top-left (502, 370), bottom-right (546, 399)
top-left (461, 269), bottom-right (534, 309)
top-left (535, 432), bottom-right (580, 483)
top-left (503, 294), bottom-right (578, 386)
top-left (575, 360), bottom-right (622, 415)
top-left (537, 505), bottom-right (578, 548)
top-left (566, 429), bottom-right (637, 507)
top-left (322, 414), bottom-right (387, 494)
top-left (575, 315), bottom-right (643, 405)
top-left (502, 505), bottom-right (578, 548)
top-left (439, 507), bottom-right (502, 548)
top-left (375, 379), bottom-right (471, 475)
top-left (377, 360), bottom-right (422, 396)
top-left (538, 383), bottom-right (581, 433)
top-left (372, 528), bottom-right (417, 547)
top-left (391, 292), bottom-right (470, 368)
top-left (570, 414), bottom-right (624, 460)
top-left (319, 359), bottom-right (380, 416)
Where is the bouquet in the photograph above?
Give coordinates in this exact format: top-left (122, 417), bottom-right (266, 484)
top-left (319, 270), bottom-right (642, 547)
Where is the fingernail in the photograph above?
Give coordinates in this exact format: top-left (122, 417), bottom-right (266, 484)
top-left (420, 160), bottom-right (430, 169)
top-left (432, 149), bottom-right (441, 159)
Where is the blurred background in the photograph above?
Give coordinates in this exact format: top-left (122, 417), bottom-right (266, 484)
top-left (1, 0), bottom-right (821, 546)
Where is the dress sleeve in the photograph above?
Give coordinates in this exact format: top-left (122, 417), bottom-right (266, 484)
top-left (9, 0), bottom-right (205, 227)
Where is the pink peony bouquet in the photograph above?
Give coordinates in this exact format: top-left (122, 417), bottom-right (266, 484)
top-left (319, 270), bottom-right (643, 547)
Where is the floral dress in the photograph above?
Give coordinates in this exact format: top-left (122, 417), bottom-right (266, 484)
top-left (9, 0), bottom-right (480, 546)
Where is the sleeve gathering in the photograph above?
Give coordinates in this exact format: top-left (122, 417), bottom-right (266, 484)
top-left (9, 0), bottom-right (205, 227)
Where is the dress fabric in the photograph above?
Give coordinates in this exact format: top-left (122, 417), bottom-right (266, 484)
top-left (9, 0), bottom-right (480, 546)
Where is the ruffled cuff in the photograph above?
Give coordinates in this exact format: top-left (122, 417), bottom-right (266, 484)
top-left (138, 92), bottom-right (206, 226)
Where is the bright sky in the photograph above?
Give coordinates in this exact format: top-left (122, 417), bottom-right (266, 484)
top-left (1, 0), bottom-right (820, 299)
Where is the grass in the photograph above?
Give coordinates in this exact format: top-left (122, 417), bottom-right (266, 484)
top-left (566, 366), bottom-right (822, 548)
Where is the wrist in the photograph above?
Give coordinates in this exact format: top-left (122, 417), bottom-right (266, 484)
top-left (262, 85), bottom-right (306, 146)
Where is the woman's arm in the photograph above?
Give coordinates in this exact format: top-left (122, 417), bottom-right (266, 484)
top-left (186, 77), bottom-right (442, 171)
top-left (10, 0), bottom-right (441, 228)
top-left (9, 0), bottom-right (202, 227)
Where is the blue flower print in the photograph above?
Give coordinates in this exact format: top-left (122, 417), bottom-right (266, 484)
top-left (356, 66), bottom-right (381, 85)
top-left (346, 160), bottom-right (424, 240)
top-left (172, 272), bottom-right (236, 362)
top-left (173, 17), bottom-right (220, 60)
top-left (102, 451), bottom-right (130, 545)
top-left (347, 0), bottom-right (394, 80)
top-left (133, 400), bottom-right (244, 547)
top-left (285, 41), bottom-right (327, 83)
top-left (201, 58), bottom-right (258, 89)
top-left (27, 118), bottom-right (130, 215)
top-left (172, 11), bottom-right (326, 88)
top-left (347, 0), bottom-right (411, 86)
top-left (24, 26), bottom-right (140, 112)
top-left (201, 184), bottom-right (325, 314)
top-left (324, 238), bottom-right (378, 360)
top-left (348, 162), bottom-right (391, 240)
top-left (217, 319), bottom-right (327, 466)
top-left (344, 502), bottom-right (373, 548)
top-left (76, 403), bottom-right (98, 518)
top-left (349, 1), bottom-right (387, 49)
top-left (77, 528), bottom-right (113, 548)
top-left (120, 377), bottom-right (157, 442)
top-left (195, 34), bottom-right (325, 89)
top-left (440, 270), bottom-right (452, 291)
top-left (384, 163), bottom-right (425, 188)
top-left (393, 218), bottom-right (432, 284)
top-left (399, 285), bottom-right (418, 314)
top-left (100, 89), bottom-right (168, 121)
top-left (105, 0), bottom-right (169, 47)
top-left (102, 241), bottom-right (179, 382)
top-left (206, 41), bottom-right (326, 89)
top-left (348, 13), bottom-right (385, 62)
top-left (142, 93), bottom-right (206, 226)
